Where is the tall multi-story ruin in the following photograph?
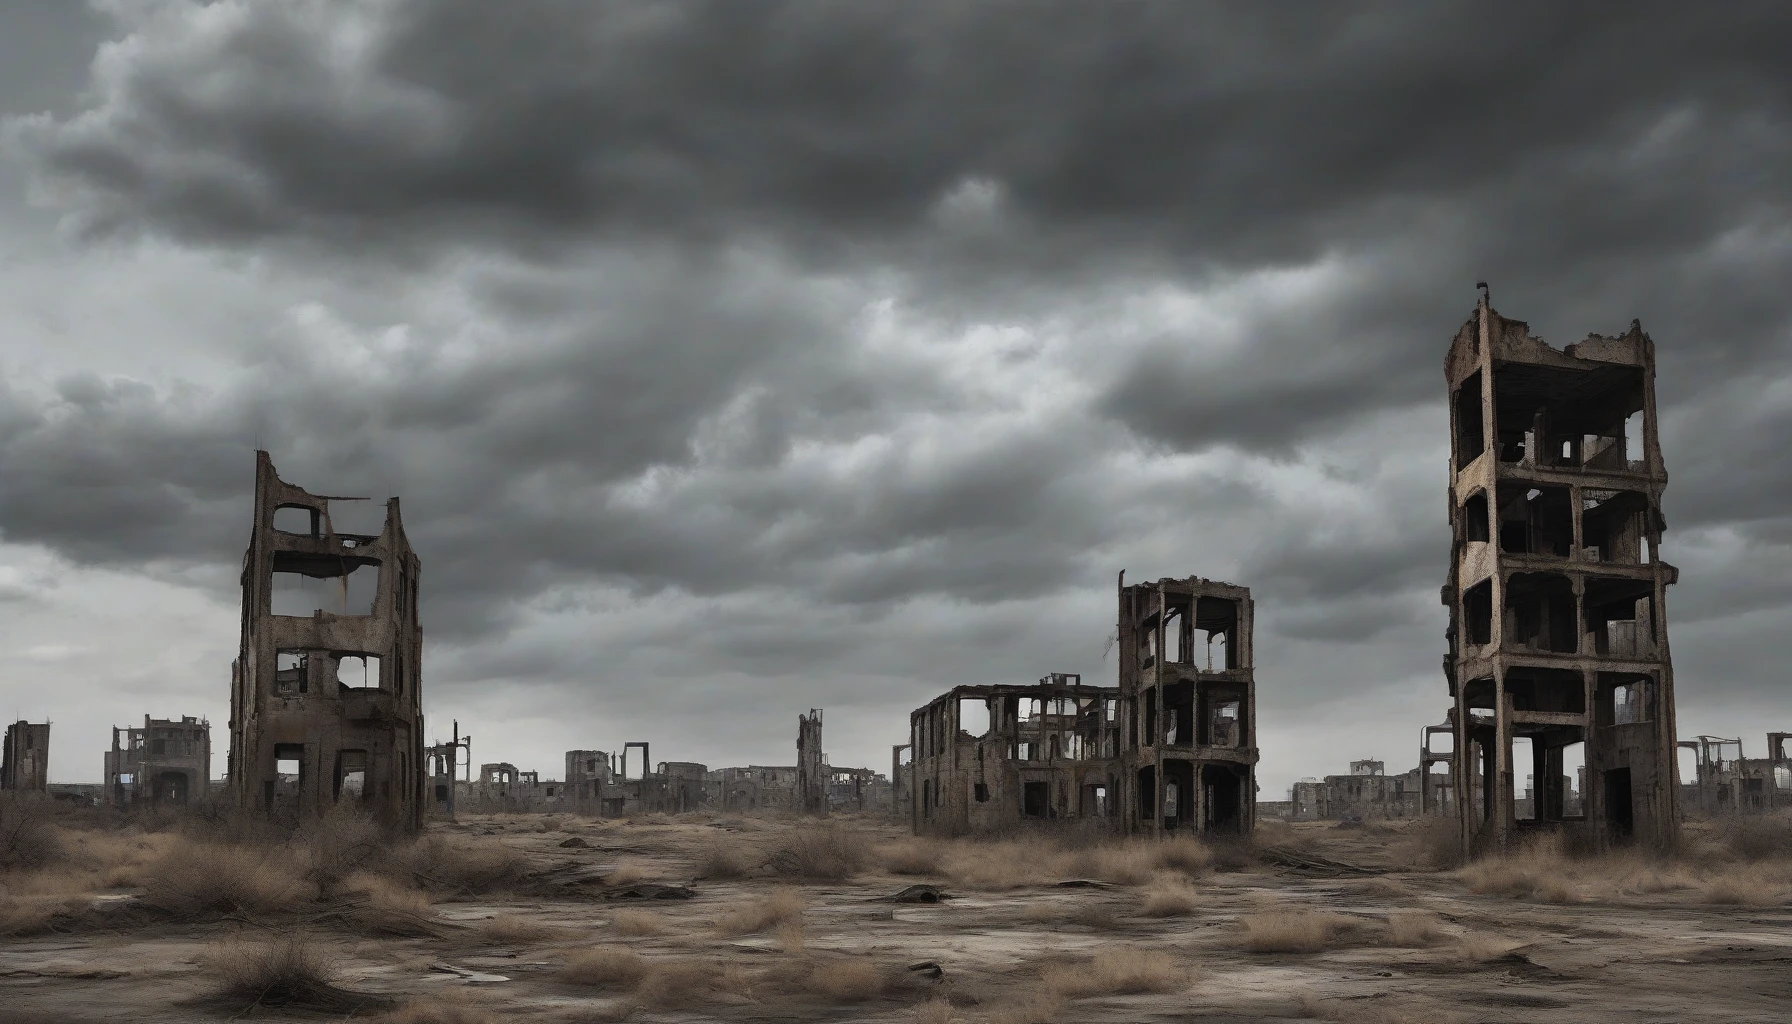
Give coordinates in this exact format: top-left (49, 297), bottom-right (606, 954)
top-left (1116, 575), bottom-right (1258, 835)
top-left (797, 709), bottom-right (826, 816)
top-left (229, 451), bottom-right (425, 829)
top-left (1443, 295), bottom-right (1679, 851)
top-left (106, 715), bottom-right (211, 808)
top-left (1, 720), bottom-right (50, 793)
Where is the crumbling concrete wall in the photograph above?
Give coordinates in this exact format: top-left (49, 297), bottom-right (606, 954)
top-left (1443, 297), bottom-right (1680, 852)
top-left (910, 674), bottom-right (1123, 836)
top-left (1, 721), bottom-right (50, 793)
top-left (1678, 734), bottom-right (1792, 815)
top-left (797, 709), bottom-right (826, 816)
top-left (228, 451), bottom-right (425, 829)
top-left (1116, 575), bottom-right (1260, 836)
top-left (826, 767), bottom-right (892, 813)
top-left (1289, 762), bottom-right (1423, 821)
top-left (106, 715), bottom-right (210, 808)
top-left (709, 765), bottom-right (799, 812)
top-left (565, 749), bottom-right (610, 812)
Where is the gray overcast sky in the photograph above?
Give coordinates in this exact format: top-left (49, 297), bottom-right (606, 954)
top-left (2, 1), bottom-right (1789, 796)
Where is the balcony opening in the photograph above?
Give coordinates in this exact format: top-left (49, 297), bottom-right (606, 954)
top-left (1505, 667), bottom-right (1585, 714)
top-left (1463, 580), bottom-right (1493, 646)
top-left (273, 505), bottom-right (320, 537)
top-left (1504, 572), bottom-right (1577, 654)
top-left (1454, 372), bottom-right (1484, 470)
top-left (1497, 484), bottom-right (1572, 557)
top-left (270, 556), bottom-right (380, 617)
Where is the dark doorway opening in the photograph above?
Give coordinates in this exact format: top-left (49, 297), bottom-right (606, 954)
top-left (1023, 781), bottom-right (1050, 819)
top-left (1203, 764), bottom-right (1244, 833)
top-left (1604, 767), bottom-right (1634, 838)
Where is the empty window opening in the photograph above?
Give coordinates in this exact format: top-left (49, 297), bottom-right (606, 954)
top-left (1464, 493), bottom-right (1490, 543)
top-left (270, 561), bottom-right (381, 617)
top-left (335, 653), bottom-right (381, 689)
top-left (1599, 675), bottom-right (1650, 726)
top-left (1429, 761), bottom-right (1451, 775)
top-left (897, 747), bottom-right (913, 767)
top-left (1623, 411), bottom-right (1643, 465)
top-left (1504, 573), bottom-right (1577, 654)
top-left (1195, 597), bottom-right (1239, 670)
top-left (958, 699), bottom-right (991, 738)
top-left (274, 650), bottom-right (309, 695)
top-left (1022, 781), bottom-right (1049, 819)
top-left (1164, 610), bottom-right (1186, 664)
top-left (273, 505), bottom-right (320, 536)
top-left (1017, 741), bottom-right (1036, 762)
top-left (1506, 668), bottom-right (1585, 714)
top-left (325, 498), bottom-right (389, 537)
top-left (1463, 580), bottom-right (1493, 646)
top-left (1455, 372), bottom-right (1485, 469)
top-left (1163, 780), bottom-right (1181, 823)
top-left (1427, 730), bottom-right (1454, 755)
top-left (336, 750), bottom-right (367, 801)
top-left (1207, 699), bottom-right (1242, 747)
top-left (1676, 745), bottom-right (1698, 787)
top-left (1561, 741), bottom-right (1585, 817)
top-left (1498, 485), bottom-right (1572, 557)
top-left (973, 782), bottom-right (989, 802)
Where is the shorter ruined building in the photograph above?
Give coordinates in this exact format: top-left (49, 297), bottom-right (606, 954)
top-left (106, 715), bottom-right (211, 808)
top-left (1420, 717), bottom-right (1457, 815)
top-left (910, 673), bottom-right (1123, 835)
top-left (660, 761), bottom-right (709, 813)
top-left (1678, 734), bottom-right (1792, 815)
top-left (2, 721), bottom-right (50, 793)
top-left (891, 744), bottom-right (913, 819)
top-left (565, 750), bottom-right (611, 812)
top-left (709, 765), bottom-right (801, 812)
top-left (1290, 761), bottom-right (1424, 821)
top-left (827, 766), bottom-right (892, 813)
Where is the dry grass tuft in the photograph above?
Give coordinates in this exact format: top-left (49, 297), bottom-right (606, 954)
top-left (1724, 815), bottom-right (1792, 862)
top-left (1140, 875), bottom-right (1202, 917)
top-left (143, 841), bottom-right (315, 919)
top-left (635, 960), bottom-right (754, 1009)
top-left (803, 958), bottom-right (889, 1001)
top-left (1299, 993), bottom-right (1468, 1024)
top-left (1455, 840), bottom-right (1581, 904)
top-left (398, 836), bottom-right (529, 895)
top-left (1453, 933), bottom-right (1521, 961)
top-left (913, 998), bottom-right (964, 1023)
top-left (379, 992), bottom-right (499, 1024)
top-left (1384, 911), bottom-right (1450, 947)
top-left (986, 993), bottom-right (1067, 1024)
top-left (715, 889), bottom-right (805, 936)
top-left (1702, 870), bottom-right (1787, 907)
top-left (1238, 910), bottom-right (1355, 953)
top-left (1066, 844), bottom-right (1158, 885)
top-left (0, 895), bottom-right (83, 936)
top-left (204, 935), bottom-right (387, 1014)
top-left (694, 840), bottom-right (756, 879)
top-left (882, 838), bottom-right (946, 876)
top-left (1041, 948), bottom-right (1189, 998)
top-left (337, 872), bottom-right (436, 935)
top-left (558, 947), bottom-right (650, 988)
top-left (609, 908), bottom-right (668, 936)
top-left (1155, 836), bottom-right (1214, 876)
top-left (477, 913), bottom-right (575, 945)
top-left (767, 824), bottom-right (869, 881)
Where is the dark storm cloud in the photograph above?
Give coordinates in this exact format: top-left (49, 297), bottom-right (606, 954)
top-left (5, 0), bottom-right (1792, 779)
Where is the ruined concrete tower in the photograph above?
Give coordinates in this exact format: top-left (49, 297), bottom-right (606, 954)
top-left (229, 452), bottom-right (424, 829)
top-left (1, 721), bottom-right (50, 792)
top-left (1443, 296), bottom-right (1679, 851)
top-left (1116, 575), bottom-right (1258, 835)
top-left (797, 709), bottom-right (826, 816)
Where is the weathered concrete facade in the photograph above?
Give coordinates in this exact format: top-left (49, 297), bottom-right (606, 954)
top-left (709, 765), bottom-right (800, 812)
top-left (1443, 296), bottom-right (1680, 852)
top-left (1117, 575), bottom-right (1258, 835)
top-left (229, 452), bottom-right (425, 829)
top-left (2, 721), bottom-right (50, 793)
top-left (565, 750), bottom-right (611, 812)
top-left (827, 767), bottom-right (892, 813)
top-left (910, 673), bottom-right (1123, 835)
top-left (1678, 734), bottom-right (1792, 815)
top-left (1289, 761), bottom-right (1424, 821)
top-left (106, 715), bottom-right (211, 808)
top-left (797, 709), bottom-right (826, 815)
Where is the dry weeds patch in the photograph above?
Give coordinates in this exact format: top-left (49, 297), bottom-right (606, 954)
top-left (1040, 948), bottom-right (1190, 997)
top-left (1238, 910), bottom-right (1357, 953)
top-left (715, 889), bottom-right (804, 936)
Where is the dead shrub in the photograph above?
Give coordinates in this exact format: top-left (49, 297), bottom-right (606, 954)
top-left (1140, 876), bottom-right (1201, 917)
top-left (694, 840), bottom-right (755, 879)
top-left (1456, 839), bottom-right (1581, 904)
top-left (609, 908), bottom-right (667, 936)
top-left (558, 946), bottom-right (650, 988)
top-left (1384, 911), bottom-right (1449, 947)
top-left (1041, 948), bottom-right (1188, 997)
top-left (143, 841), bottom-right (314, 918)
top-left (337, 872), bottom-right (436, 935)
top-left (1725, 816), bottom-right (1792, 862)
top-left (882, 839), bottom-right (945, 876)
top-left (1238, 910), bottom-right (1355, 953)
top-left (766, 825), bottom-right (868, 881)
top-left (203, 935), bottom-right (389, 1014)
top-left (0, 797), bottom-right (63, 871)
top-left (715, 889), bottom-right (804, 936)
top-left (296, 805), bottom-right (388, 887)
top-left (477, 913), bottom-right (575, 944)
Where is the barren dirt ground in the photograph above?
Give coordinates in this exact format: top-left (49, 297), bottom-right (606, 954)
top-left (4, 812), bottom-right (1792, 1023)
